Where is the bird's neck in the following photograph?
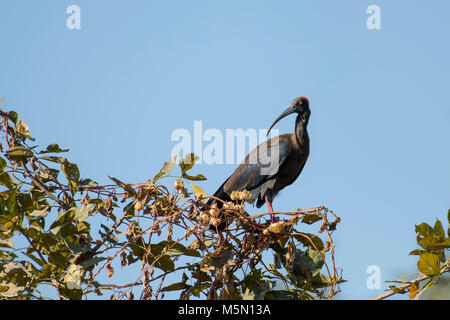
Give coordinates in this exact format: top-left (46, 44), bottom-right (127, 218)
top-left (295, 112), bottom-right (310, 146)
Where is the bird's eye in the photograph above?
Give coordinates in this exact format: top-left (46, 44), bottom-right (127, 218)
top-left (298, 101), bottom-right (303, 105)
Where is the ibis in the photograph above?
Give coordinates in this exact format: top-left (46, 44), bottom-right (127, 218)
top-left (209, 96), bottom-right (311, 230)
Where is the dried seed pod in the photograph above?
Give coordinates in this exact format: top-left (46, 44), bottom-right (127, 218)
top-left (210, 217), bottom-right (222, 227)
top-left (167, 224), bottom-right (173, 242)
top-left (174, 179), bottom-right (184, 191)
top-left (199, 212), bottom-right (210, 225)
top-left (268, 221), bottom-right (285, 234)
top-left (106, 263), bottom-right (114, 278)
top-left (105, 197), bottom-right (113, 212)
top-left (181, 188), bottom-right (189, 198)
top-left (150, 204), bottom-right (158, 217)
top-left (134, 200), bottom-right (144, 211)
top-left (120, 251), bottom-right (127, 267)
top-left (149, 266), bottom-right (154, 277)
top-left (184, 228), bottom-right (193, 240)
top-left (81, 193), bottom-right (90, 206)
top-left (209, 208), bottom-right (219, 218)
top-left (152, 223), bottom-right (161, 235)
top-left (286, 241), bottom-right (296, 270)
top-left (242, 190), bottom-right (252, 202)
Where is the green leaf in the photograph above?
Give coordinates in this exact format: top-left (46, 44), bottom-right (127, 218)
top-left (73, 205), bottom-right (93, 222)
top-left (0, 157), bottom-right (7, 172)
top-left (50, 208), bottom-right (76, 232)
top-left (155, 241), bottom-right (201, 258)
top-left (79, 178), bottom-right (97, 187)
top-left (417, 236), bottom-right (450, 250)
top-left (290, 249), bottom-right (323, 278)
top-left (80, 257), bottom-right (107, 268)
top-left (409, 249), bottom-right (426, 256)
top-left (307, 249), bottom-right (325, 276)
top-left (165, 248), bottom-right (184, 256)
top-left (192, 283), bottom-right (211, 297)
top-left (447, 209), bottom-right (450, 237)
top-left (179, 153), bottom-right (198, 174)
top-left (39, 144), bottom-right (69, 154)
top-left (154, 255), bottom-right (175, 272)
top-left (108, 176), bottom-right (136, 196)
top-left (48, 251), bottom-right (68, 268)
top-left (243, 279), bottom-right (276, 300)
top-left (311, 272), bottom-right (345, 288)
top-left (61, 160), bottom-right (80, 196)
top-left (0, 172), bottom-right (15, 190)
top-left (57, 222), bottom-right (78, 237)
top-left (264, 289), bottom-right (309, 300)
top-left (389, 285), bottom-right (407, 294)
top-left (274, 245), bottom-right (325, 279)
top-left (417, 252), bottom-right (440, 276)
top-left (182, 174), bottom-right (207, 181)
top-left (242, 269), bottom-right (262, 288)
top-left (160, 282), bottom-right (190, 292)
top-left (38, 168), bottom-right (59, 182)
top-left (301, 215), bottom-right (322, 225)
top-left (166, 247), bottom-right (200, 258)
top-left (39, 156), bottom-right (66, 163)
top-left (7, 111), bottom-right (18, 124)
top-left (242, 269), bottom-right (274, 300)
top-left (276, 236), bottom-right (289, 249)
top-left (189, 183), bottom-right (205, 197)
top-left (415, 223), bottom-right (434, 238)
top-left (6, 188), bottom-right (18, 213)
top-left (27, 208), bottom-right (48, 219)
top-left (433, 220), bottom-right (445, 238)
top-left (5, 146), bottom-right (33, 161)
top-left (0, 239), bottom-right (14, 248)
top-left (294, 233), bottom-right (324, 251)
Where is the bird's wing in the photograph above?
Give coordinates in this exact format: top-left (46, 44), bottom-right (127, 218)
top-left (223, 137), bottom-right (291, 194)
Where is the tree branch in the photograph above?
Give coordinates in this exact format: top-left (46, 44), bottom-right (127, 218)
top-left (369, 261), bottom-right (450, 300)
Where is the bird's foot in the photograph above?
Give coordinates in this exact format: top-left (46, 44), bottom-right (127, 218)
top-left (269, 214), bottom-right (279, 223)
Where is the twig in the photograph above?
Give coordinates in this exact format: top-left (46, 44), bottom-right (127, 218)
top-left (22, 163), bottom-right (67, 209)
top-left (369, 262), bottom-right (450, 300)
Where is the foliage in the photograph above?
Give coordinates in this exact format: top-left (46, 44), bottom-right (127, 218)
top-left (373, 210), bottom-right (450, 300)
top-left (0, 100), bottom-right (342, 300)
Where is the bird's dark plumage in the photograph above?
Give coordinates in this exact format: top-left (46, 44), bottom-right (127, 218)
top-left (209, 96), bottom-right (311, 231)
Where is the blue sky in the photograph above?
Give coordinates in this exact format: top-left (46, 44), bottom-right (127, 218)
top-left (1, 0), bottom-right (449, 299)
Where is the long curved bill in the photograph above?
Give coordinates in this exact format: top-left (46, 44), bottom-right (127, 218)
top-left (266, 103), bottom-right (296, 136)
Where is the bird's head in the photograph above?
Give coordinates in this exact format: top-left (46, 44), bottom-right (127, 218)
top-left (267, 96), bottom-right (310, 136)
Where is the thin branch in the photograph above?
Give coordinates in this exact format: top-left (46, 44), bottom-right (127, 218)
top-left (22, 163), bottom-right (67, 209)
top-left (369, 262), bottom-right (450, 300)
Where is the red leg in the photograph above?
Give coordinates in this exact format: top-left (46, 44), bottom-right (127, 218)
top-left (265, 194), bottom-right (273, 212)
top-left (265, 194), bottom-right (277, 222)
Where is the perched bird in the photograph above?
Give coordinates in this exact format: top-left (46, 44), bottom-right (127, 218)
top-left (209, 96), bottom-right (311, 231)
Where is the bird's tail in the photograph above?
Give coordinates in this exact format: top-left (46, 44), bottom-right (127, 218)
top-left (206, 178), bottom-right (231, 208)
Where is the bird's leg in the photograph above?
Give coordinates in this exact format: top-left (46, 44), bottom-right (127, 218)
top-left (265, 194), bottom-right (278, 222)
